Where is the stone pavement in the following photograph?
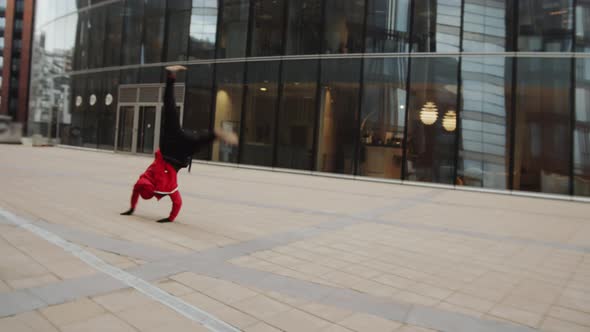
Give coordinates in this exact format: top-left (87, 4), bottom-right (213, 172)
top-left (0, 145), bottom-right (589, 332)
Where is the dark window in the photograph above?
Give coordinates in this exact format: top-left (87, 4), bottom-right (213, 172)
top-left (411, 0), bottom-right (462, 52)
top-left (88, 6), bottom-right (106, 68)
top-left (405, 57), bottom-right (459, 184)
top-left (142, 0), bottom-right (166, 64)
top-left (462, 0), bottom-right (514, 52)
top-left (577, 0), bottom-right (590, 52)
top-left (217, 0), bottom-right (250, 58)
top-left (276, 60), bottom-right (318, 170)
top-left (365, 0), bottom-right (411, 53)
top-left (285, 0), bottom-right (322, 55)
top-left (518, 0), bottom-right (573, 51)
top-left (120, 0), bottom-right (144, 65)
top-left (458, 57), bottom-right (512, 189)
top-left (359, 58), bottom-right (408, 179)
top-left (241, 61), bottom-right (280, 167)
top-left (82, 74), bottom-right (100, 148)
top-left (323, 0), bottom-right (365, 54)
top-left (184, 64), bottom-right (214, 160)
top-left (103, 2), bottom-right (124, 67)
top-left (188, 0), bottom-right (218, 60)
top-left (97, 72), bottom-right (119, 150)
top-left (73, 11), bottom-right (90, 70)
top-left (212, 63), bottom-right (245, 163)
top-left (574, 58), bottom-right (590, 195)
top-left (513, 58), bottom-right (571, 194)
top-left (165, 0), bottom-right (191, 62)
top-left (316, 59), bottom-right (362, 174)
top-left (250, 0), bottom-right (286, 56)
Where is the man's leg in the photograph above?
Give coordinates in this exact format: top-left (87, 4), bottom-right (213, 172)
top-left (157, 191), bottom-right (182, 223)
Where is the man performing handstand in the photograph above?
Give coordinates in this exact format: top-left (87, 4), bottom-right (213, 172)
top-left (120, 65), bottom-right (237, 223)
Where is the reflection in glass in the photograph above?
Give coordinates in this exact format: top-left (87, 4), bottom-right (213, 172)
top-left (142, 0), bottom-right (166, 64)
top-left (165, 0), bottom-right (191, 61)
top-left (98, 72), bottom-right (119, 150)
top-left (88, 6), bottom-right (106, 68)
top-left (70, 77), bottom-right (86, 147)
top-left (458, 57), bottom-right (512, 189)
top-left (577, 0), bottom-right (590, 52)
top-left (405, 57), bottom-right (459, 184)
top-left (73, 11), bottom-right (90, 70)
top-left (276, 60), bottom-right (318, 170)
top-left (83, 74), bottom-right (100, 148)
top-left (316, 59), bottom-right (362, 174)
top-left (574, 59), bottom-right (590, 195)
top-left (462, 0), bottom-right (512, 52)
top-left (411, 0), bottom-right (462, 52)
top-left (217, 0), bottom-right (249, 58)
top-left (285, 0), bottom-right (322, 55)
top-left (212, 63), bottom-right (245, 163)
top-left (188, 0), bottom-right (218, 59)
top-left (513, 58), bottom-right (571, 194)
top-left (359, 58), bottom-right (407, 179)
top-left (241, 61), bottom-right (280, 166)
top-left (184, 64), bottom-right (214, 160)
top-left (365, 0), bottom-right (411, 53)
top-left (518, 0), bottom-right (573, 51)
top-left (121, 0), bottom-right (144, 65)
top-left (103, 2), bottom-right (124, 67)
top-left (323, 0), bottom-right (365, 54)
top-left (251, 0), bottom-right (286, 56)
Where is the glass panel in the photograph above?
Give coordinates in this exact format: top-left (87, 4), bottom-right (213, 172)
top-left (518, 0), bottom-right (573, 52)
top-left (405, 57), bottom-right (459, 184)
top-left (73, 11), bottom-right (90, 70)
top-left (411, 0), bottom-right (462, 52)
top-left (457, 57), bottom-right (512, 189)
top-left (212, 63), bottom-right (245, 163)
top-left (462, 0), bottom-right (514, 52)
top-left (316, 59), bottom-right (362, 174)
top-left (165, 0), bottom-right (191, 61)
top-left (250, 0), bottom-right (286, 56)
top-left (217, 0), bottom-right (250, 58)
top-left (98, 72), bottom-right (119, 150)
top-left (577, 0), bottom-right (590, 52)
top-left (121, 0), bottom-right (144, 65)
top-left (118, 106), bottom-right (135, 152)
top-left (184, 64), bottom-right (214, 160)
top-left (138, 106), bottom-right (156, 154)
top-left (188, 0), bottom-right (219, 60)
top-left (276, 60), bottom-right (318, 170)
top-left (359, 58), bottom-right (408, 180)
top-left (285, 0), bottom-right (322, 55)
top-left (574, 58), bottom-right (590, 195)
top-left (241, 61), bottom-right (280, 167)
top-left (365, 0), bottom-right (411, 53)
top-left (83, 74), bottom-right (100, 148)
top-left (142, 0), bottom-right (166, 64)
top-left (103, 2), bottom-right (124, 67)
top-left (70, 76), bottom-right (86, 146)
top-left (63, 14), bottom-right (79, 69)
top-left (513, 58), bottom-right (571, 194)
top-left (88, 6), bottom-right (107, 68)
top-left (323, 0), bottom-right (365, 54)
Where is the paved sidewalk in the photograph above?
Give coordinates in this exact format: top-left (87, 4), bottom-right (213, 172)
top-left (0, 145), bottom-right (589, 332)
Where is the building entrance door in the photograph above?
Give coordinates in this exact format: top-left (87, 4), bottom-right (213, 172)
top-left (114, 84), bottom-right (184, 154)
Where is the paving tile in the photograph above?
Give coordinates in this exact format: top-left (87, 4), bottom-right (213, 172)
top-left (443, 292), bottom-right (495, 312)
top-left (394, 325), bottom-right (438, 332)
top-left (7, 311), bottom-right (59, 332)
top-left (540, 317), bottom-right (589, 332)
top-left (60, 313), bottom-right (136, 332)
top-left (299, 302), bottom-right (354, 323)
top-left (338, 313), bottom-right (403, 332)
top-left (244, 322), bottom-right (283, 332)
top-left (155, 279), bottom-right (195, 297)
top-left (92, 288), bottom-right (155, 312)
top-left (232, 295), bottom-right (292, 320)
top-left (488, 304), bottom-right (543, 328)
top-left (40, 298), bottom-right (105, 327)
top-left (116, 302), bottom-right (188, 331)
top-left (7, 274), bottom-right (60, 290)
top-left (265, 308), bottom-right (331, 332)
top-left (171, 272), bottom-right (231, 292)
top-left (547, 305), bottom-right (590, 327)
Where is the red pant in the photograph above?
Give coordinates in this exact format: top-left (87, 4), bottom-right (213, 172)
top-left (130, 181), bottom-right (182, 221)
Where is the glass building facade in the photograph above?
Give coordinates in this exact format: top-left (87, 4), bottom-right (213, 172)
top-left (27, 0), bottom-right (590, 197)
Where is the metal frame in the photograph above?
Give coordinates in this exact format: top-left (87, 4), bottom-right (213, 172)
top-left (114, 83), bottom-right (184, 154)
